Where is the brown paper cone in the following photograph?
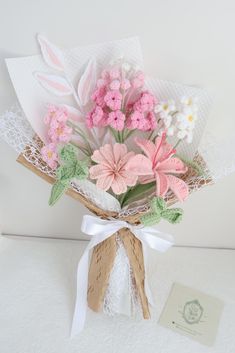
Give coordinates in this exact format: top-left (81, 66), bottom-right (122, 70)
top-left (87, 229), bottom-right (150, 319)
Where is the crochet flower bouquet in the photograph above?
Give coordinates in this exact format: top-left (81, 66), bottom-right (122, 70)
top-left (2, 35), bottom-right (227, 335)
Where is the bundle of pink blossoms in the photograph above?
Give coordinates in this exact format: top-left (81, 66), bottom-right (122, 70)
top-left (40, 60), bottom-right (200, 219)
top-left (87, 66), bottom-right (157, 135)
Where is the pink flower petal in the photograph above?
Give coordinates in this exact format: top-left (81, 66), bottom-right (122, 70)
top-left (91, 145), bottom-right (113, 168)
top-left (167, 175), bottom-right (189, 202)
top-left (126, 154), bottom-right (153, 175)
top-left (135, 138), bottom-right (156, 161)
top-left (159, 143), bottom-right (176, 162)
top-left (119, 170), bottom-right (138, 187)
top-left (113, 143), bottom-right (127, 164)
top-left (96, 175), bottom-right (114, 191)
top-left (91, 150), bottom-right (106, 164)
top-left (89, 164), bottom-right (112, 179)
top-left (139, 175), bottom-right (156, 184)
top-left (154, 133), bottom-right (166, 160)
top-left (155, 172), bottom-right (169, 197)
top-left (111, 175), bottom-right (127, 194)
top-left (119, 151), bottom-right (135, 166)
top-left (100, 144), bottom-right (115, 164)
top-left (158, 158), bottom-right (187, 174)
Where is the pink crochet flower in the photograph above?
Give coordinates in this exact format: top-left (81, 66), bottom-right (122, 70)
top-left (104, 90), bottom-right (122, 110)
top-left (126, 110), bottom-right (146, 130)
top-left (109, 68), bottom-right (120, 80)
top-left (121, 78), bottom-right (131, 90)
top-left (48, 121), bottom-right (72, 143)
top-left (110, 80), bottom-right (121, 90)
top-left (107, 110), bottom-right (125, 131)
top-left (90, 143), bottom-right (137, 194)
top-left (134, 91), bottom-right (157, 113)
top-left (41, 143), bottom-right (58, 170)
top-left (44, 105), bottom-right (68, 125)
top-left (126, 133), bottom-right (189, 201)
top-left (143, 112), bottom-right (157, 131)
top-left (86, 106), bottom-right (107, 128)
top-left (91, 86), bottom-right (107, 107)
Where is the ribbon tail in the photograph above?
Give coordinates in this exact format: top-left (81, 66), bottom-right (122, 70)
top-left (70, 222), bottom-right (124, 337)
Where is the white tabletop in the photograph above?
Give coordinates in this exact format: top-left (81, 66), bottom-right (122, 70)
top-left (0, 235), bottom-right (234, 353)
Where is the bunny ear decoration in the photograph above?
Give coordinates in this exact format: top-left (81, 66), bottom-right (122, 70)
top-left (37, 34), bottom-right (65, 72)
top-left (34, 72), bottom-right (73, 96)
top-left (77, 58), bottom-right (97, 106)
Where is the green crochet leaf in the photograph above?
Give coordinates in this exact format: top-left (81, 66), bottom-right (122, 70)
top-left (56, 164), bottom-right (77, 182)
top-left (59, 144), bottom-right (77, 164)
top-left (151, 197), bottom-right (166, 213)
top-left (74, 160), bottom-right (89, 179)
top-left (141, 196), bottom-right (184, 226)
top-left (49, 146), bottom-right (89, 206)
top-left (56, 160), bottom-right (88, 183)
top-left (49, 181), bottom-right (69, 206)
top-left (141, 212), bottom-right (161, 226)
top-left (161, 208), bottom-right (183, 224)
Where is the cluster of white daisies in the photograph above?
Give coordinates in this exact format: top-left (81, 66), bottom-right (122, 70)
top-left (155, 96), bottom-right (198, 144)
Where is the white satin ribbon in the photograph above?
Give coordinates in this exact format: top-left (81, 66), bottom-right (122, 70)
top-left (71, 214), bottom-right (174, 337)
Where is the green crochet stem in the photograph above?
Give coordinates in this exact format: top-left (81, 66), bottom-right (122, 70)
top-left (141, 197), bottom-right (183, 226)
top-left (49, 144), bottom-right (89, 206)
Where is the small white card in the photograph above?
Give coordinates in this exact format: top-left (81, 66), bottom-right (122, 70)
top-left (159, 283), bottom-right (224, 346)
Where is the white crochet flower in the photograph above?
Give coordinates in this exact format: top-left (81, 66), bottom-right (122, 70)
top-left (177, 106), bottom-right (197, 129)
top-left (155, 99), bottom-right (176, 115)
top-left (176, 106), bottom-right (198, 143)
top-left (155, 100), bottom-right (176, 135)
top-left (180, 96), bottom-right (198, 111)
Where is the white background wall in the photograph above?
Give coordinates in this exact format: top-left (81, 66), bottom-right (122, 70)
top-left (0, 0), bottom-right (235, 247)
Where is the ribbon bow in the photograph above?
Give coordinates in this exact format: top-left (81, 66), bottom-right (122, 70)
top-left (71, 215), bottom-right (174, 336)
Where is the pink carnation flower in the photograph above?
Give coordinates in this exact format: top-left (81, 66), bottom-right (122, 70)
top-left (107, 110), bottom-right (125, 131)
top-left (104, 90), bottom-right (122, 111)
top-left (134, 91), bottom-right (157, 113)
top-left (90, 144), bottom-right (138, 194)
top-left (41, 143), bottom-right (58, 170)
top-left (126, 133), bottom-right (189, 202)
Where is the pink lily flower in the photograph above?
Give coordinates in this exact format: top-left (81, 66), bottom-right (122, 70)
top-left (126, 133), bottom-right (189, 201)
